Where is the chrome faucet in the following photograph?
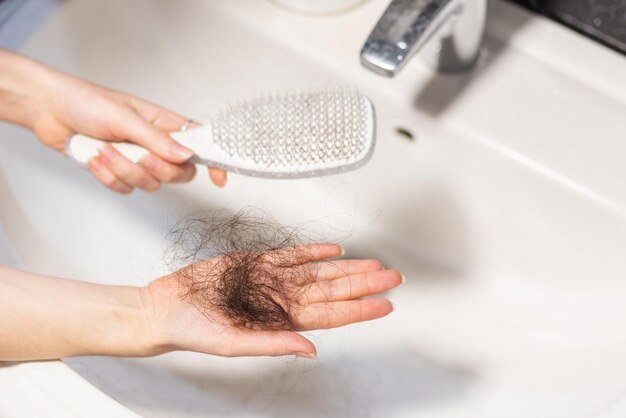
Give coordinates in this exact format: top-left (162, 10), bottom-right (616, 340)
top-left (360, 0), bottom-right (488, 76)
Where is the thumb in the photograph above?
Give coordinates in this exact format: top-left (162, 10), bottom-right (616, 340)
top-left (120, 113), bottom-right (194, 164)
top-left (227, 330), bottom-right (317, 359)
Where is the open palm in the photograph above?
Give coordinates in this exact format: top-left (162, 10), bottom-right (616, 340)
top-left (143, 244), bottom-right (402, 358)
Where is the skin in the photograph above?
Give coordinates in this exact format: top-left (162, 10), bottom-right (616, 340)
top-left (0, 244), bottom-right (402, 360)
top-left (0, 49), bottom-right (404, 360)
top-left (0, 48), bottom-right (226, 192)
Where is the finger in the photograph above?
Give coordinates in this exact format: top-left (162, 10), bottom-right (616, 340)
top-left (117, 112), bottom-right (194, 164)
top-left (141, 154), bottom-right (197, 183)
top-left (209, 168), bottom-right (227, 188)
top-left (268, 243), bottom-right (344, 266)
top-left (129, 98), bottom-right (231, 186)
top-left (302, 270), bottom-right (403, 304)
top-left (99, 144), bottom-right (161, 192)
top-left (87, 157), bottom-right (133, 194)
top-left (308, 259), bottom-right (384, 281)
top-left (294, 298), bottom-right (393, 331)
top-left (129, 97), bottom-right (188, 132)
top-left (218, 329), bottom-right (316, 359)
top-left (300, 243), bottom-right (344, 261)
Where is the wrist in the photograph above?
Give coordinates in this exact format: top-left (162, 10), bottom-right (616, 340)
top-left (80, 284), bottom-right (161, 357)
top-left (136, 278), bottom-right (196, 356)
top-left (0, 49), bottom-right (59, 129)
top-left (135, 284), bottom-right (179, 356)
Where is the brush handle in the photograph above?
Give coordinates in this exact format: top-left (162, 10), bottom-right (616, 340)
top-left (66, 125), bottom-right (214, 166)
top-left (66, 134), bottom-right (150, 165)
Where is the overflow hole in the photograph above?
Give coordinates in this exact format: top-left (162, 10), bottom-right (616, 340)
top-left (395, 127), bottom-right (415, 142)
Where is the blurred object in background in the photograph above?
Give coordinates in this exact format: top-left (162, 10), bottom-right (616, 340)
top-left (509, 0), bottom-right (626, 54)
top-left (267, 0), bottom-right (370, 15)
top-left (0, 0), bottom-right (61, 50)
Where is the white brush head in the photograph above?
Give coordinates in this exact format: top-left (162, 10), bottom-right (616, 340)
top-left (197, 88), bottom-right (376, 178)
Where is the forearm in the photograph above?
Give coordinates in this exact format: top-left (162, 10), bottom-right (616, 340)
top-left (0, 48), bottom-right (57, 129)
top-left (0, 265), bottom-right (153, 361)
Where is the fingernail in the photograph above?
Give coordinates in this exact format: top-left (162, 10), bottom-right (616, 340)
top-left (340, 247), bottom-right (346, 257)
top-left (118, 185), bottom-right (134, 195)
top-left (170, 142), bottom-right (194, 160)
top-left (294, 352), bottom-right (317, 360)
top-left (142, 155), bottom-right (159, 171)
top-left (210, 170), bottom-right (227, 188)
top-left (401, 273), bottom-right (406, 284)
top-left (100, 144), bottom-right (116, 162)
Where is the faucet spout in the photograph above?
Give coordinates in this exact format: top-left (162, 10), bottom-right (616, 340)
top-left (360, 0), bottom-right (488, 77)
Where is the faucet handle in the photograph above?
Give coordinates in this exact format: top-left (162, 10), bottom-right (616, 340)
top-left (360, 0), bottom-right (488, 77)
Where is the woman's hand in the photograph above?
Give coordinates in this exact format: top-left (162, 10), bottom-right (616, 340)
top-left (142, 244), bottom-right (403, 358)
top-left (0, 48), bottom-right (226, 193)
top-left (0, 245), bottom-right (401, 361)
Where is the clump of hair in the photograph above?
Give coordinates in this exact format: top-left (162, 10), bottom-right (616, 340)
top-left (164, 209), bottom-right (319, 331)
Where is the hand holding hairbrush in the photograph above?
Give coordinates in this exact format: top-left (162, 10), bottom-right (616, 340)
top-left (67, 88), bottom-right (376, 179)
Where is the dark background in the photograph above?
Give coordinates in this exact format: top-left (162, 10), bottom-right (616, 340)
top-left (507, 0), bottom-right (626, 55)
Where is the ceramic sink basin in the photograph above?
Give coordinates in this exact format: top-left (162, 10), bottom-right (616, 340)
top-left (1, 0), bottom-right (626, 417)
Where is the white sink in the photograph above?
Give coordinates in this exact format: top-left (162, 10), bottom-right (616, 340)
top-left (1, 0), bottom-right (626, 417)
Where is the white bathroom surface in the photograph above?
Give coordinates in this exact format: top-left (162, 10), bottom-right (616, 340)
top-left (1, 0), bottom-right (626, 417)
top-left (0, 360), bottom-right (139, 418)
top-left (0, 0), bottom-right (60, 50)
top-left (0, 223), bottom-right (17, 267)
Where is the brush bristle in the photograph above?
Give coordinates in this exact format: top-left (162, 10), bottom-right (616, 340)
top-left (211, 88), bottom-right (371, 169)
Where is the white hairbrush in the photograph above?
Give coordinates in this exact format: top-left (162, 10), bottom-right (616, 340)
top-left (66, 88), bottom-right (376, 178)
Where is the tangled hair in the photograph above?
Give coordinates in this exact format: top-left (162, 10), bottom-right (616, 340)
top-left (165, 209), bottom-right (320, 331)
